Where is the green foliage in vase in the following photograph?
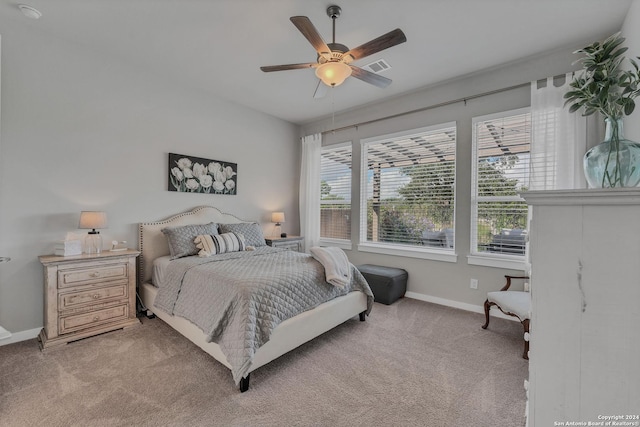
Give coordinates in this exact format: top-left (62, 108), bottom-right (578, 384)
top-left (564, 32), bottom-right (640, 119)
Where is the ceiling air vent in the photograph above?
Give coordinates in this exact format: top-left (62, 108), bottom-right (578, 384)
top-left (363, 59), bottom-right (391, 74)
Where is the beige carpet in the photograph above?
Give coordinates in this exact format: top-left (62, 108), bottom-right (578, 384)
top-left (0, 298), bottom-right (527, 427)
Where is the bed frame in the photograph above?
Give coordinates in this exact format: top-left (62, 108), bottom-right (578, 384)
top-left (138, 206), bottom-right (368, 392)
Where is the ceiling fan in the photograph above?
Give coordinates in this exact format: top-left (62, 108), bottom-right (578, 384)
top-left (260, 5), bottom-right (407, 98)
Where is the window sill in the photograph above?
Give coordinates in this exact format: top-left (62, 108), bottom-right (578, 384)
top-left (467, 254), bottom-right (527, 270)
top-left (319, 238), bottom-right (352, 251)
top-left (357, 242), bottom-right (457, 263)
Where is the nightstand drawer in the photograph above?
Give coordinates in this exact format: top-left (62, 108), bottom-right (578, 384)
top-left (58, 281), bottom-right (128, 311)
top-left (60, 304), bottom-right (128, 334)
top-left (58, 263), bottom-right (128, 288)
top-left (265, 236), bottom-right (304, 253)
top-left (275, 242), bottom-right (302, 251)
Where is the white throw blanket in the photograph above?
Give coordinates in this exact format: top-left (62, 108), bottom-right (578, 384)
top-left (310, 246), bottom-right (351, 288)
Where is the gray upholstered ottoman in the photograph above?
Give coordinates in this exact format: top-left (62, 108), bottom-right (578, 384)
top-left (357, 264), bottom-right (408, 305)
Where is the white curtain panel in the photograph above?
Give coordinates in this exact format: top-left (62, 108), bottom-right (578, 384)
top-left (299, 133), bottom-right (322, 252)
top-left (530, 73), bottom-right (587, 190)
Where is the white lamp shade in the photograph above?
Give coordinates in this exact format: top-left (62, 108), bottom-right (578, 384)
top-left (271, 212), bottom-right (285, 224)
top-left (79, 211), bottom-right (108, 230)
top-left (315, 62), bottom-right (352, 87)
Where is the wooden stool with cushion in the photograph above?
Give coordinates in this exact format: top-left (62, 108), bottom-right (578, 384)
top-left (482, 275), bottom-right (530, 359)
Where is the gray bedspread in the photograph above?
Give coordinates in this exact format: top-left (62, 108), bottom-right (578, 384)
top-left (154, 246), bottom-right (373, 384)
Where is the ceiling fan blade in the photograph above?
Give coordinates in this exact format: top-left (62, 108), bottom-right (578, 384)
top-left (344, 28), bottom-right (407, 61)
top-left (260, 63), bottom-right (317, 72)
top-left (290, 16), bottom-right (331, 56)
top-left (313, 80), bottom-right (329, 99)
top-left (350, 66), bottom-right (392, 88)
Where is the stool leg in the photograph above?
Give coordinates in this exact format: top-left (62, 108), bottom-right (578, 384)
top-left (522, 319), bottom-right (530, 360)
top-left (481, 299), bottom-right (491, 329)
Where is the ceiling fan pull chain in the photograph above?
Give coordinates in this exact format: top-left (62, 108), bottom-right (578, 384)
top-left (331, 88), bottom-right (336, 133)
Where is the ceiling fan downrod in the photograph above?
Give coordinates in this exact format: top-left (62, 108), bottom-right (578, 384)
top-left (327, 5), bottom-right (341, 45)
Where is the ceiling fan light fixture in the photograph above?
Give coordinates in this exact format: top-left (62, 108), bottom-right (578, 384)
top-left (315, 61), bottom-right (351, 87)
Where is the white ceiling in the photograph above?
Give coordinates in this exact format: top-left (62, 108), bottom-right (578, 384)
top-left (0, 0), bottom-right (633, 124)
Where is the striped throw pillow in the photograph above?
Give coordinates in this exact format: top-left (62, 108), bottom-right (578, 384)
top-left (194, 232), bottom-right (246, 257)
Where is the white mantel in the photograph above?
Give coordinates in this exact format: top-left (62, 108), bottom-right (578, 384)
top-left (523, 187), bottom-right (640, 205)
top-left (522, 189), bottom-right (640, 426)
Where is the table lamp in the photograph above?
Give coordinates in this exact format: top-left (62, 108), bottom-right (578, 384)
top-left (271, 212), bottom-right (285, 237)
top-left (79, 211), bottom-right (108, 254)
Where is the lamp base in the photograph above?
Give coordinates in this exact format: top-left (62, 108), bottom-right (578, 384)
top-left (84, 233), bottom-right (103, 254)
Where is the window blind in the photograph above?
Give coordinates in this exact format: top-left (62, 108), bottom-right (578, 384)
top-left (471, 109), bottom-right (531, 256)
top-left (320, 144), bottom-right (352, 241)
top-left (361, 123), bottom-right (456, 249)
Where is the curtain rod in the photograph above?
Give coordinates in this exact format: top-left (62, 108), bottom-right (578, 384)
top-left (321, 81), bottom-right (531, 136)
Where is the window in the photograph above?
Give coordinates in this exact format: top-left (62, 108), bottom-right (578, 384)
top-left (359, 123), bottom-right (457, 260)
top-left (320, 143), bottom-right (352, 245)
top-left (470, 108), bottom-right (531, 267)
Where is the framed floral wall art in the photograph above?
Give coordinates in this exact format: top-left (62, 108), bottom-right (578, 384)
top-left (168, 153), bottom-right (237, 195)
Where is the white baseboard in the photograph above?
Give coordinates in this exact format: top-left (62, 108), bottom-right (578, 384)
top-left (0, 326), bottom-right (11, 340)
top-left (0, 327), bottom-right (41, 346)
top-left (404, 291), bottom-right (518, 322)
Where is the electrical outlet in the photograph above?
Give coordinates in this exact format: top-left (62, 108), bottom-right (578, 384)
top-left (470, 278), bottom-right (478, 289)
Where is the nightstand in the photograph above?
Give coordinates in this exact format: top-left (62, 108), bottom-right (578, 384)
top-left (38, 249), bottom-right (140, 349)
top-left (265, 236), bottom-right (305, 252)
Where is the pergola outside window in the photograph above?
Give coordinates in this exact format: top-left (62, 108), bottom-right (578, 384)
top-left (360, 123), bottom-right (457, 253)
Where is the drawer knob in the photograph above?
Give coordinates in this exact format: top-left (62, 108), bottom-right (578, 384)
top-left (89, 272), bottom-right (101, 278)
top-left (93, 294), bottom-right (100, 299)
top-left (93, 316), bottom-right (100, 322)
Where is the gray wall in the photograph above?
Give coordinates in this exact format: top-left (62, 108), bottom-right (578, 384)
top-left (300, 42), bottom-right (615, 310)
top-left (0, 19), bottom-right (299, 335)
top-left (623, 0), bottom-right (640, 139)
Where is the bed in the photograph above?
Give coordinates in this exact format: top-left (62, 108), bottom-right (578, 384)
top-left (138, 205), bottom-right (373, 392)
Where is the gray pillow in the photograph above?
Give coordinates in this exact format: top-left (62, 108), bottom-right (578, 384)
top-left (162, 222), bottom-right (219, 259)
top-left (219, 222), bottom-right (266, 247)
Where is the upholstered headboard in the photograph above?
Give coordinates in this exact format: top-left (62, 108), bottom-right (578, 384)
top-left (138, 206), bottom-right (245, 284)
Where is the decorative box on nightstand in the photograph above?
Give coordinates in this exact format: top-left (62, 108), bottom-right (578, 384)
top-left (264, 235), bottom-right (305, 252)
top-left (38, 249), bottom-right (140, 349)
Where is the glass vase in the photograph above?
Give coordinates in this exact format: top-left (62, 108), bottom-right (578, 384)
top-left (584, 118), bottom-right (640, 188)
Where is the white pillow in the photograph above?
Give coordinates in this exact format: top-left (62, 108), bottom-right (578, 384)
top-left (194, 232), bottom-right (246, 257)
